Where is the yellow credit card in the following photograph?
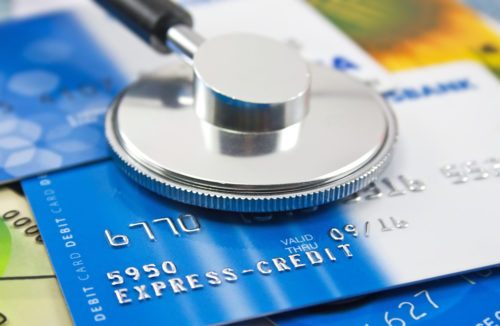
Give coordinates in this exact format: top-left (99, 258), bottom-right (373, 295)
top-left (0, 186), bottom-right (72, 325)
top-left (308, 0), bottom-right (500, 77)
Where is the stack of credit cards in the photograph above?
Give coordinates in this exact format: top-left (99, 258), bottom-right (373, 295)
top-left (1, 0), bottom-right (499, 325)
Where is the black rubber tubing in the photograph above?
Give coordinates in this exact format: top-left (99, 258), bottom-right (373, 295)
top-left (95, 0), bottom-right (193, 52)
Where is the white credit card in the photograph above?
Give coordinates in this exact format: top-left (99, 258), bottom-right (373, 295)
top-left (353, 60), bottom-right (500, 283)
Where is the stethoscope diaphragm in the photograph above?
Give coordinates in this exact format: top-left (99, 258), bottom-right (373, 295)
top-left (100, 1), bottom-right (397, 212)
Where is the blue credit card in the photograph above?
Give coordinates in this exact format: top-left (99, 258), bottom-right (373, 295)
top-left (0, 12), bottom-right (127, 183)
top-left (20, 155), bottom-right (500, 325)
top-left (21, 160), bottom-right (392, 325)
top-left (272, 267), bottom-right (500, 326)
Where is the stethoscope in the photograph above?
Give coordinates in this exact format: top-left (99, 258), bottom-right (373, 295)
top-left (97, 0), bottom-right (397, 212)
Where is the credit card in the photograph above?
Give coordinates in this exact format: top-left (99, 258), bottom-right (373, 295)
top-left (0, 11), bottom-right (127, 183)
top-left (308, 0), bottom-right (500, 78)
top-left (273, 267), bottom-right (500, 326)
top-left (22, 61), bottom-right (500, 325)
top-left (0, 185), bottom-right (72, 325)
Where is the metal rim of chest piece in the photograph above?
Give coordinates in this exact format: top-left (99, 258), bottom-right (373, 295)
top-left (106, 35), bottom-right (397, 213)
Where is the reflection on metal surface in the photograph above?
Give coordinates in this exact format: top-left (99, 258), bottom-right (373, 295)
top-left (106, 54), bottom-right (396, 211)
top-left (193, 34), bottom-right (311, 132)
top-left (200, 121), bottom-right (301, 157)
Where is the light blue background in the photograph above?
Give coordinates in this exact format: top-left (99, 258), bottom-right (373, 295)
top-left (0, 12), bottom-right (127, 182)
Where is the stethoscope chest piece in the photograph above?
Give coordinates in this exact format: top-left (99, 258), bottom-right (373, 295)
top-left (106, 32), bottom-right (397, 212)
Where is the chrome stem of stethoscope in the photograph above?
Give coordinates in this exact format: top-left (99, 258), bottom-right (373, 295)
top-left (166, 25), bottom-right (204, 64)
